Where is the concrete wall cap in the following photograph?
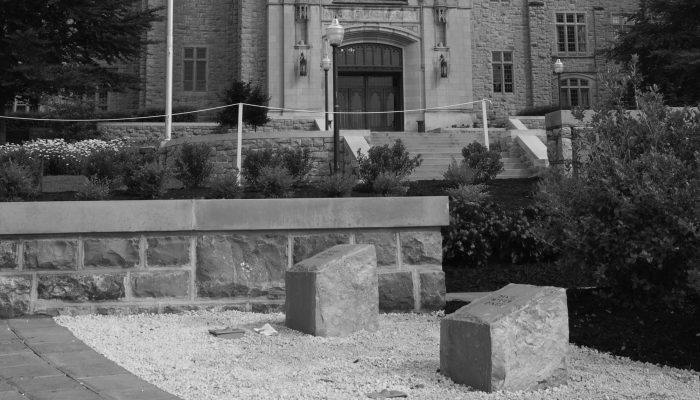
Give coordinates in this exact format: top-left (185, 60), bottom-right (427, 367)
top-left (0, 197), bottom-right (449, 235)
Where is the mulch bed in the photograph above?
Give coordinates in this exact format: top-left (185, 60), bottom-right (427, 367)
top-left (444, 264), bottom-right (700, 372)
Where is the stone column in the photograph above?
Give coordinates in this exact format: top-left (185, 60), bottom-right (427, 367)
top-left (527, 2), bottom-right (553, 107)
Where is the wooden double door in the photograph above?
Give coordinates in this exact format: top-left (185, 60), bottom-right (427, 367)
top-left (334, 43), bottom-right (404, 131)
top-left (337, 74), bottom-right (402, 131)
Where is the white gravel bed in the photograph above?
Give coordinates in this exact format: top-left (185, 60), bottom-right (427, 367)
top-left (55, 310), bottom-right (699, 400)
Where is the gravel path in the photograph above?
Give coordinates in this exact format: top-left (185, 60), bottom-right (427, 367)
top-left (55, 310), bottom-right (699, 400)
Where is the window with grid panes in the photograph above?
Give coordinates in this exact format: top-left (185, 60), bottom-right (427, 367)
top-left (560, 77), bottom-right (591, 108)
top-left (184, 47), bottom-right (207, 92)
top-left (492, 51), bottom-right (513, 93)
top-left (556, 13), bottom-right (587, 54)
top-left (611, 14), bottom-right (633, 39)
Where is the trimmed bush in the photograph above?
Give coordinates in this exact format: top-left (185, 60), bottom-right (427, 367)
top-left (371, 172), bottom-right (408, 197)
top-left (242, 146), bottom-right (313, 188)
top-left (278, 147), bottom-right (313, 184)
top-left (0, 161), bottom-right (38, 201)
top-left (174, 142), bottom-right (214, 189)
top-left (357, 139), bottom-right (422, 186)
top-left (258, 166), bottom-right (294, 198)
top-left (209, 172), bottom-right (242, 199)
top-left (119, 149), bottom-right (167, 198)
top-left (76, 177), bottom-right (112, 200)
top-left (461, 142), bottom-right (504, 184)
top-left (443, 184), bottom-right (555, 268)
top-left (241, 147), bottom-right (275, 186)
top-left (317, 174), bottom-right (355, 197)
top-left (442, 157), bottom-right (475, 187)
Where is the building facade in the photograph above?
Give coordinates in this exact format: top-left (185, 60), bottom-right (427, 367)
top-left (112, 0), bottom-right (639, 131)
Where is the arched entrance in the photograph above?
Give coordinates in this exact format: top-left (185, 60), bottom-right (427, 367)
top-left (336, 43), bottom-right (403, 131)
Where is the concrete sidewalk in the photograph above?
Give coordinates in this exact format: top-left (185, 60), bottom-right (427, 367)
top-left (1, 318), bottom-right (182, 400)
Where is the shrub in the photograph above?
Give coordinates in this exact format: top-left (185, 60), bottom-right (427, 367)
top-left (461, 142), bottom-right (504, 184)
top-left (372, 172), bottom-right (408, 197)
top-left (317, 173), bottom-right (355, 197)
top-left (357, 139), bottom-right (422, 186)
top-left (278, 147), bottom-right (313, 184)
top-left (0, 161), bottom-right (39, 201)
top-left (443, 184), bottom-right (555, 268)
top-left (242, 146), bottom-right (313, 188)
top-left (209, 172), bottom-right (242, 199)
top-left (75, 177), bottom-right (112, 200)
top-left (258, 166), bottom-right (294, 198)
top-left (174, 142), bottom-right (214, 189)
top-left (538, 69), bottom-right (700, 307)
top-left (442, 157), bottom-right (475, 187)
top-left (119, 149), bottom-right (167, 198)
top-left (241, 147), bottom-right (275, 185)
top-left (82, 148), bottom-right (122, 181)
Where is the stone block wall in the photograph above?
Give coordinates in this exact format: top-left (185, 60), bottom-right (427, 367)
top-left (98, 121), bottom-right (318, 146)
top-left (158, 132), bottom-right (335, 181)
top-left (0, 198), bottom-right (449, 318)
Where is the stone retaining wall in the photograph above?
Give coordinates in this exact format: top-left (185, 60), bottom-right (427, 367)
top-left (159, 132), bottom-right (340, 181)
top-left (98, 121), bottom-right (318, 146)
top-left (0, 197), bottom-right (449, 318)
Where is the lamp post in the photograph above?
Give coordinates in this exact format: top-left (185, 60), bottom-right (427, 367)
top-left (326, 18), bottom-right (344, 173)
top-left (321, 53), bottom-right (331, 131)
top-left (554, 59), bottom-right (564, 110)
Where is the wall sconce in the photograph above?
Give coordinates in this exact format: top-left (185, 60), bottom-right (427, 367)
top-left (299, 52), bottom-right (307, 76)
top-left (439, 54), bottom-right (448, 78)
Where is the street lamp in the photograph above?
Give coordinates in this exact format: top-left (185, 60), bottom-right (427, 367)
top-left (326, 17), bottom-right (344, 173)
top-left (554, 59), bottom-right (564, 110)
top-left (320, 52), bottom-right (331, 131)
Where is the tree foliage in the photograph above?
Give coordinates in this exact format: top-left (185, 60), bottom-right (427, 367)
top-left (0, 0), bottom-right (162, 108)
top-left (608, 0), bottom-right (700, 106)
top-left (217, 80), bottom-right (271, 130)
top-left (539, 66), bottom-right (700, 307)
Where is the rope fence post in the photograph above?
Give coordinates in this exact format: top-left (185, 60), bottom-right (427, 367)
top-left (481, 99), bottom-right (489, 150)
top-left (237, 103), bottom-right (243, 185)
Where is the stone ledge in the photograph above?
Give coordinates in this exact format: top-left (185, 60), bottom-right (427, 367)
top-left (0, 197), bottom-right (449, 236)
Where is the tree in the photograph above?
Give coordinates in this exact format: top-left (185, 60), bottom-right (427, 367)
top-left (609, 0), bottom-right (700, 106)
top-left (217, 79), bottom-right (271, 131)
top-left (0, 0), bottom-right (162, 142)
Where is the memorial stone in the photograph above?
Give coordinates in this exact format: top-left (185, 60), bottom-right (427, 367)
top-left (440, 284), bottom-right (568, 392)
top-left (285, 244), bottom-right (378, 337)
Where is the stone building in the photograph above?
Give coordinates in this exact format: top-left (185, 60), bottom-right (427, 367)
top-left (109, 0), bottom-right (639, 131)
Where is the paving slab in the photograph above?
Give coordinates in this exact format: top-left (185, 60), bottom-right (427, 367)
top-left (80, 374), bottom-right (156, 391)
top-left (0, 377), bottom-right (15, 391)
top-left (103, 387), bottom-right (182, 400)
top-left (0, 362), bottom-right (63, 379)
top-left (0, 351), bottom-right (40, 367)
top-left (0, 339), bottom-right (28, 355)
top-left (0, 390), bottom-right (26, 400)
top-left (11, 374), bottom-right (84, 393)
top-left (57, 361), bottom-right (130, 379)
top-left (31, 387), bottom-right (103, 400)
top-left (1, 318), bottom-right (184, 400)
top-left (31, 340), bottom-right (92, 354)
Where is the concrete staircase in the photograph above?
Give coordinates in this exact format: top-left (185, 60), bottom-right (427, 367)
top-left (369, 132), bottom-right (535, 181)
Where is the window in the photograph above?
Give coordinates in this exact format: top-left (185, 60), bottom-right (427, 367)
top-left (611, 14), bottom-right (633, 39)
top-left (492, 51), bottom-right (513, 93)
top-left (556, 13), bottom-right (587, 54)
top-left (96, 87), bottom-right (109, 111)
top-left (184, 47), bottom-right (207, 92)
top-left (561, 77), bottom-right (591, 108)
